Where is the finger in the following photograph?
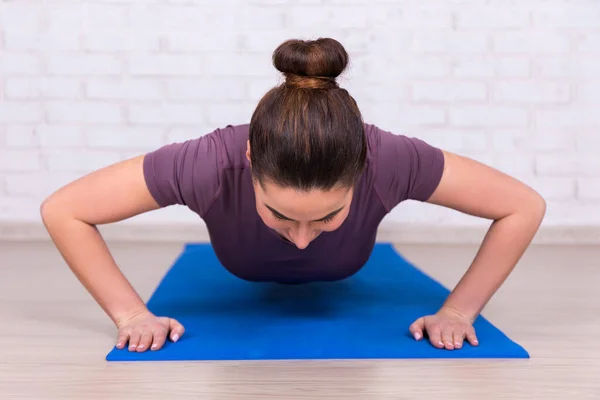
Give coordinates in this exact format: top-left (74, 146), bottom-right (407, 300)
top-left (128, 330), bottom-right (141, 352)
top-left (453, 329), bottom-right (464, 349)
top-left (136, 330), bottom-right (154, 352)
top-left (169, 318), bottom-right (185, 342)
top-left (151, 328), bottom-right (168, 351)
top-left (116, 330), bottom-right (130, 350)
top-left (409, 318), bottom-right (425, 341)
top-left (441, 327), bottom-right (454, 350)
top-left (465, 327), bottom-right (479, 346)
top-left (427, 324), bottom-right (444, 349)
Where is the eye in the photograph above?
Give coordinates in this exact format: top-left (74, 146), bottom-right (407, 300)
top-left (320, 214), bottom-right (335, 224)
top-left (272, 213), bottom-right (288, 221)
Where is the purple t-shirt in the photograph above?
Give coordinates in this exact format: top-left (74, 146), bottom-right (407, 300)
top-left (143, 123), bottom-right (444, 284)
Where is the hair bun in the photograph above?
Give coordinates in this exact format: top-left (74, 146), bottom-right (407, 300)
top-left (273, 38), bottom-right (349, 89)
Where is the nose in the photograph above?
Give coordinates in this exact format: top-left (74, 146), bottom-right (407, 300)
top-left (289, 224), bottom-right (312, 250)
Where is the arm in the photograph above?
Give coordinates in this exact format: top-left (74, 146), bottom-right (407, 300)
top-left (41, 155), bottom-right (161, 327)
top-left (426, 150), bottom-right (546, 322)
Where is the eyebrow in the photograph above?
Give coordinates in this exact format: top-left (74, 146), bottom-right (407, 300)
top-left (265, 204), bottom-right (345, 222)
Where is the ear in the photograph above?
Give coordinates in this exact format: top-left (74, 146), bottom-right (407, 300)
top-left (246, 140), bottom-right (251, 164)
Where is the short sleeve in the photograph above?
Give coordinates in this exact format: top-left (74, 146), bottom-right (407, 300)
top-left (142, 133), bottom-right (222, 217)
top-left (372, 126), bottom-right (445, 212)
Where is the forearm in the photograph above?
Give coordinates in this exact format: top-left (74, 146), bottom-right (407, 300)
top-left (42, 208), bottom-right (148, 327)
top-left (441, 203), bottom-right (545, 322)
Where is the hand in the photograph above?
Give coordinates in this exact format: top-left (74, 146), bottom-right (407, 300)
top-left (409, 306), bottom-right (479, 350)
top-left (115, 310), bottom-right (185, 352)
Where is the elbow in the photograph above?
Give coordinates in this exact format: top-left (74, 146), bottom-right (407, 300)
top-left (527, 190), bottom-right (547, 225)
top-left (40, 196), bottom-right (55, 226)
top-left (40, 195), bottom-right (64, 228)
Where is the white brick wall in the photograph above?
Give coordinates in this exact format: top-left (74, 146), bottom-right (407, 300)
top-left (1, 0), bottom-right (599, 232)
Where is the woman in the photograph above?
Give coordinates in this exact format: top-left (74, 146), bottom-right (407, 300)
top-left (41, 38), bottom-right (546, 354)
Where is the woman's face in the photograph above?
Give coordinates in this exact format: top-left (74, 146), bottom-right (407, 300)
top-left (253, 179), bottom-right (353, 250)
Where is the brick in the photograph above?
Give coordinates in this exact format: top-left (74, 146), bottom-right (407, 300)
top-left (204, 54), bottom-right (274, 77)
top-left (44, 149), bottom-right (123, 173)
top-left (0, 103), bottom-right (43, 123)
top-left (6, 126), bottom-right (39, 147)
top-left (576, 131), bottom-right (599, 152)
top-left (535, 108), bottom-right (600, 128)
top-left (412, 31), bottom-right (488, 53)
top-left (47, 55), bottom-right (122, 75)
top-left (83, 34), bottom-right (160, 52)
top-left (490, 130), bottom-right (528, 151)
top-left (326, 7), bottom-right (369, 29)
top-left (577, 82), bottom-right (600, 104)
top-left (206, 103), bottom-right (255, 126)
top-left (166, 78), bottom-right (246, 101)
top-left (241, 30), bottom-right (294, 52)
top-left (455, 7), bottom-right (530, 28)
top-left (450, 106), bottom-right (529, 128)
top-left (452, 56), bottom-right (531, 79)
top-left (128, 104), bottom-right (206, 124)
top-left (127, 4), bottom-right (162, 32)
top-left (536, 154), bottom-right (600, 177)
top-left (0, 197), bottom-right (42, 220)
top-left (236, 6), bottom-right (285, 29)
top-left (529, 130), bottom-right (575, 152)
top-left (247, 78), bottom-right (282, 101)
top-left (492, 152), bottom-right (535, 175)
top-left (0, 53), bottom-right (42, 75)
top-left (128, 54), bottom-right (205, 76)
top-left (86, 79), bottom-right (163, 100)
top-left (533, 7), bottom-right (600, 28)
top-left (46, 102), bottom-right (123, 124)
top-left (361, 104), bottom-right (446, 127)
top-left (412, 82), bottom-right (487, 102)
top-left (527, 177), bottom-right (576, 202)
top-left (0, 150), bottom-right (41, 172)
top-left (576, 33), bottom-right (600, 53)
top-left (37, 126), bottom-right (85, 148)
top-left (407, 56), bottom-right (453, 78)
top-left (4, 33), bottom-right (80, 51)
top-left (5, 172), bottom-right (82, 197)
top-left (367, 56), bottom-right (452, 79)
top-left (160, 6), bottom-right (237, 31)
top-left (348, 81), bottom-right (410, 102)
top-left (387, 7), bottom-right (452, 28)
top-left (81, 3), bottom-right (128, 33)
top-left (5, 78), bottom-right (81, 100)
top-left (578, 178), bottom-right (600, 200)
top-left (417, 130), bottom-right (488, 152)
top-left (288, 7), bottom-right (331, 28)
top-left (537, 57), bottom-right (600, 78)
top-left (496, 58), bottom-right (531, 78)
top-left (493, 31), bottom-right (571, 53)
top-left (86, 127), bottom-right (165, 150)
top-left (166, 34), bottom-right (238, 52)
top-left (492, 82), bottom-right (571, 104)
top-left (46, 5), bottom-right (83, 33)
top-left (0, 3), bottom-right (42, 33)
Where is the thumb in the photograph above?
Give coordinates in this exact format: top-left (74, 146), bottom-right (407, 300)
top-left (169, 318), bottom-right (185, 342)
top-left (409, 317), bottom-right (425, 341)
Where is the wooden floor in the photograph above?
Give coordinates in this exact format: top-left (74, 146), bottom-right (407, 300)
top-left (1, 239), bottom-right (599, 399)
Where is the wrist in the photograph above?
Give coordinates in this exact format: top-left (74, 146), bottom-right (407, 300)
top-left (113, 305), bottom-right (150, 328)
top-left (438, 304), bottom-right (476, 324)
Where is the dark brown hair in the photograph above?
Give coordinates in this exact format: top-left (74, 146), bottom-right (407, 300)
top-left (249, 37), bottom-right (366, 192)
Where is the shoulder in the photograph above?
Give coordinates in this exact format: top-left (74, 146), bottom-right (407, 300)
top-left (210, 123), bottom-right (251, 169)
top-left (142, 124), bottom-right (250, 216)
top-left (363, 123), bottom-right (445, 211)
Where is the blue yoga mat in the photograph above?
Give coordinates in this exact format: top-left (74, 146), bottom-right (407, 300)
top-left (106, 243), bottom-right (528, 361)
